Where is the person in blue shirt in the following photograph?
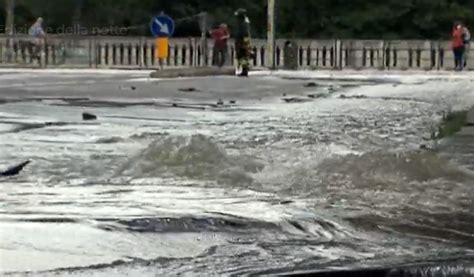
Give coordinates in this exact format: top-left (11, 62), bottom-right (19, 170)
top-left (463, 25), bottom-right (471, 68)
top-left (29, 17), bottom-right (46, 59)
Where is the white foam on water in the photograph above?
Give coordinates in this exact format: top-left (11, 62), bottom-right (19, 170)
top-left (2, 69), bottom-right (474, 275)
top-left (0, 221), bottom-right (221, 273)
top-left (254, 69), bottom-right (474, 82)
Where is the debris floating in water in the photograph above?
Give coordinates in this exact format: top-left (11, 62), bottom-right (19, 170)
top-left (307, 93), bottom-right (327, 99)
top-left (82, 112), bottom-right (97, 121)
top-left (282, 97), bottom-right (313, 103)
top-left (338, 94), bottom-right (367, 99)
top-left (304, 82), bottom-right (318, 88)
top-left (179, 87), bottom-right (199, 92)
top-left (1, 161), bottom-right (31, 177)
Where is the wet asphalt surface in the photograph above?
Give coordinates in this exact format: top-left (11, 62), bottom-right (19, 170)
top-left (0, 70), bottom-right (473, 276)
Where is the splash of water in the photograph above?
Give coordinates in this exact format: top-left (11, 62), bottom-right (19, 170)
top-left (117, 134), bottom-right (264, 184)
top-left (317, 150), bottom-right (471, 186)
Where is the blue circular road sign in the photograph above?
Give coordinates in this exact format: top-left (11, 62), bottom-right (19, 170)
top-left (150, 15), bottom-right (175, 37)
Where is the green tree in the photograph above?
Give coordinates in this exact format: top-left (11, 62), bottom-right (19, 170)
top-left (4, 0), bottom-right (474, 39)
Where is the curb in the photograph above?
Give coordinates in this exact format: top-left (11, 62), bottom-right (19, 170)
top-left (150, 67), bottom-right (236, 78)
top-left (467, 107), bottom-right (474, 126)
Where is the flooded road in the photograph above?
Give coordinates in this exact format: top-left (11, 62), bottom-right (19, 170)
top-left (0, 70), bottom-right (473, 276)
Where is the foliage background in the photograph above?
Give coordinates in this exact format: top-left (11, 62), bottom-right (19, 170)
top-left (0, 0), bottom-right (472, 38)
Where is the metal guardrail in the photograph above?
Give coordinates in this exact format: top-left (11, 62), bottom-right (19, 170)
top-left (0, 35), bottom-right (464, 70)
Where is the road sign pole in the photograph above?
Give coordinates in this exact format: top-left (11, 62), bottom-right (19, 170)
top-left (198, 13), bottom-right (208, 66)
top-left (202, 16), bottom-right (207, 66)
top-left (150, 14), bottom-right (175, 70)
top-left (267, 0), bottom-right (276, 69)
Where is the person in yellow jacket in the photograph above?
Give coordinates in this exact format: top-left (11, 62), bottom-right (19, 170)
top-left (234, 9), bottom-right (253, 77)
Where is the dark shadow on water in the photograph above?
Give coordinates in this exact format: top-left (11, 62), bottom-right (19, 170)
top-left (346, 210), bottom-right (474, 249)
top-left (267, 264), bottom-right (474, 277)
top-left (95, 216), bottom-right (279, 234)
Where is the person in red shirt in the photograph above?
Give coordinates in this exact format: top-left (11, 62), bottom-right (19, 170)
top-left (209, 23), bottom-right (230, 67)
top-left (452, 22), bottom-right (466, 71)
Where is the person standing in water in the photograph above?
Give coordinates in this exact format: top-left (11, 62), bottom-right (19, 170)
top-left (463, 24), bottom-right (471, 68)
top-left (234, 8), bottom-right (253, 77)
top-left (209, 23), bottom-right (230, 68)
top-left (452, 22), bottom-right (465, 71)
top-left (29, 17), bottom-right (46, 61)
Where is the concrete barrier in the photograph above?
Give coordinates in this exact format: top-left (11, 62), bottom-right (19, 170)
top-left (0, 35), bottom-right (466, 71)
top-left (467, 107), bottom-right (474, 126)
top-left (150, 67), bottom-right (235, 78)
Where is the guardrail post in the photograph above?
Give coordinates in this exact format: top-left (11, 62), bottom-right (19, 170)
top-left (87, 37), bottom-right (91, 68)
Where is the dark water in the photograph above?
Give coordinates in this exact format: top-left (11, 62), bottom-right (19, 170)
top-left (0, 72), bottom-right (473, 276)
